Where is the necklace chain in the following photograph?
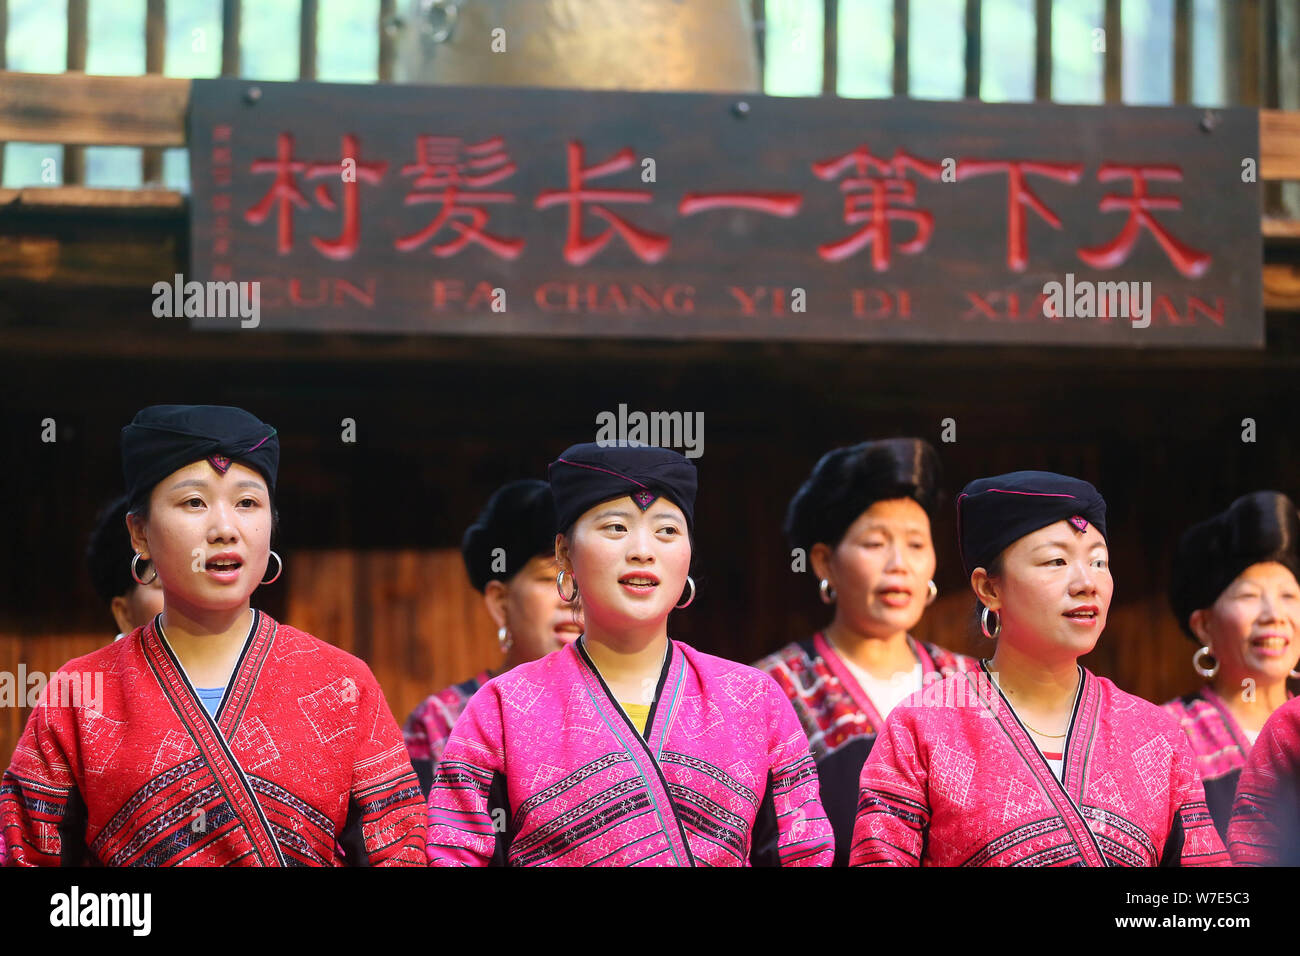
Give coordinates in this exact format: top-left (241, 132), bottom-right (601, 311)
top-left (985, 662), bottom-right (1070, 739)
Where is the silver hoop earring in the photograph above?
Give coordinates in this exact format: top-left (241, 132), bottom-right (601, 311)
top-left (1193, 645), bottom-right (1219, 680)
top-left (497, 626), bottom-right (512, 654)
top-left (926, 580), bottom-right (938, 606)
top-left (819, 578), bottom-right (836, 605)
top-left (130, 552), bottom-right (157, 586)
top-left (557, 569), bottom-right (578, 602)
top-left (1290, 668), bottom-right (1300, 680)
top-left (979, 606), bottom-right (1001, 639)
top-left (675, 576), bottom-right (696, 610)
top-left (261, 550), bottom-right (283, 585)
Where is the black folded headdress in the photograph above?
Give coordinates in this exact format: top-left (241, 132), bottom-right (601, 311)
top-left (86, 495), bottom-right (136, 603)
top-left (549, 443), bottom-right (697, 536)
top-left (121, 405), bottom-right (279, 511)
top-left (461, 480), bottom-right (559, 592)
top-left (784, 437), bottom-right (941, 553)
top-left (1170, 491), bottom-right (1300, 640)
top-left (957, 471), bottom-right (1107, 577)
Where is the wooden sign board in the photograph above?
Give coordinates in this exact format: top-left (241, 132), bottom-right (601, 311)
top-left (188, 78), bottom-right (1262, 347)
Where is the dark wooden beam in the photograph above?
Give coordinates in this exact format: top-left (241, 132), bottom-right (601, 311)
top-left (0, 186), bottom-right (186, 210)
top-left (823, 0), bottom-right (837, 95)
top-left (379, 0), bottom-right (397, 83)
top-left (299, 0), bottom-right (318, 81)
top-left (1173, 0), bottom-right (1190, 105)
top-left (221, 0), bottom-right (241, 77)
top-left (1228, 0), bottom-right (1261, 106)
top-left (1103, 0), bottom-right (1121, 103)
top-left (142, 0), bottom-right (167, 184)
top-left (0, 73), bottom-right (190, 148)
top-left (893, 0), bottom-right (908, 96)
top-left (964, 0), bottom-right (981, 99)
top-left (65, 0), bottom-right (88, 185)
top-left (0, 0), bottom-right (7, 183)
top-left (1034, 0), bottom-right (1051, 101)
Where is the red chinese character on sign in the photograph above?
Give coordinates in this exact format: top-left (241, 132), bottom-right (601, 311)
top-left (812, 147), bottom-right (944, 269)
top-left (534, 142), bottom-right (670, 266)
top-left (245, 133), bottom-right (388, 259)
top-left (1077, 164), bottom-right (1211, 278)
top-left (395, 135), bottom-right (524, 260)
top-left (678, 192), bottom-right (802, 217)
top-left (305, 135), bottom-right (388, 260)
top-left (955, 159), bottom-right (1084, 271)
top-left (244, 133), bottom-right (308, 255)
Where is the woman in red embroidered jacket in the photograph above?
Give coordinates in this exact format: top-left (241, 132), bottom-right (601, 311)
top-left (851, 470), bottom-right (1228, 867)
top-left (1163, 491), bottom-right (1300, 839)
top-left (426, 442), bottom-right (834, 866)
top-left (0, 405), bottom-right (426, 866)
top-left (754, 438), bottom-right (976, 866)
top-left (403, 479), bottom-right (582, 794)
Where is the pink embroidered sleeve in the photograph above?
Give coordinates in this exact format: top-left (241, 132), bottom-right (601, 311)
top-left (425, 688), bottom-right (508, 867)
top-left (850, 708), bottom-right (928, 866)
top-left (1167, 734), bottom-right (1230, 866)
top-left (763, 677), bottom-right (834, 866)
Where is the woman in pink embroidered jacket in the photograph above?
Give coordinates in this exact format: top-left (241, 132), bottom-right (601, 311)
top-left (403, 480), bottom-right (582, 795)
top-left (426, 442), bottom-right (834, 866)
top-left (1163, 491), bottom-right (1300, 839)
top-left (851, 470), bottom-right (1228, 867)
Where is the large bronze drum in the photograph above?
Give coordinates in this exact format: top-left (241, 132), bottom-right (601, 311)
top-left (393, 0), bottom-right (760, 92)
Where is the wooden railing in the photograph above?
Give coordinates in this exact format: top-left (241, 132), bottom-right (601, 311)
top-left (781, 0), bottom-right (1290, 107)
top-left (1, 0), bottom-right (1296, 187)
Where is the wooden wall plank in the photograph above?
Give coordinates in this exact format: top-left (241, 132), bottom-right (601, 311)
top-left (284, 549), bottom-right (498, 732)
top-left (1265, 262), bottom-right (1300, 309)
top-left (1262, 108), bottom-right (1300, 180)
top-left (0, 633), bottom-right (108, 766)
top-left (0, 73), bottom-right (190, 148)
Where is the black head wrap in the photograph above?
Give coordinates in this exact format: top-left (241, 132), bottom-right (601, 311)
top-left (957, 471), bottom-right (1108, 578)
top-left (461, 480), bottom-right (559, 592)
top-left (549, 443), bottom-right (697, 537)
top-left (783, 438), bottom-right (941, 553)
top-left (121, 405), bottom-right (279, 511)
top-left (86, 495), bottom-right (136, 603)
top-left (1169, 491), bottom-right (1300, 641)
